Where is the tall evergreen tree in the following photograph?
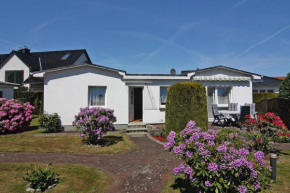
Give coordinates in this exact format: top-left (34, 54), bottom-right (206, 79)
top-left (279, 73), bottom-right (290, 98)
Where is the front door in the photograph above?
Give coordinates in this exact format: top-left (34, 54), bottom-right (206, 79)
top-left (134, 88), bottom-right (143, 121)
top-left (129, 87), bottom-right (143, 122)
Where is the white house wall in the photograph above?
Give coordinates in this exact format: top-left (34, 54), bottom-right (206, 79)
top-left (253, 85), bottom-right (279, 93)
top-left (0, 55), bottom-right (30, 82)
top-left (142, 80), bottom-right (191, 124)
top-left (44, 66), bottom-right (128, 125)
top-left (0, 85), bottom-right (14, 99)
top-left (197, 81), bottom-right (253, 108)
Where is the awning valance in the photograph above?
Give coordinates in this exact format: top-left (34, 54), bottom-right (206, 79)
top-left (192, 76), bottom-right (251, 81)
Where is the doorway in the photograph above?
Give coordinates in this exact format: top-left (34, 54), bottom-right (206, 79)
top-left (129, 87), bottom-right (143, 122)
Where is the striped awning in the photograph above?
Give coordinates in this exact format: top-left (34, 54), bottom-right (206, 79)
top-left (192, 76), bottom-right (251, 81)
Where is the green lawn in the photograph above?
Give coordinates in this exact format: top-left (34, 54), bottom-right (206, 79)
top-left (162, 150), bottom-right (290, 193)
top-left (0, 133), bottom-right (136, 154)
top-left (0, 116), bottom-right (136, 154)
top-left (0, 163), bottom-right (114, 193)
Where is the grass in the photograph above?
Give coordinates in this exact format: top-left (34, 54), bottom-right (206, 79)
top-left (0, 133), bottom-right (136, 154)
top-left (0, 163), bottom-right (114, 193)
top-left (162, 150), bottom-right (290, 193)
top-left (0, 116), bottom-right (136, 154)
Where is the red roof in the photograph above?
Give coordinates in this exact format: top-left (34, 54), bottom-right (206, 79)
top-left (273, 77), bottom-right (286, 80)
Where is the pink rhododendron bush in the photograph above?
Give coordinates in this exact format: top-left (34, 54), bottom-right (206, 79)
top-left (0, 98), bottom-right (35, 133)
top-left (73, 107), bottom-right (116, 145)
top-left (165, 121), bottom-right (272, 193)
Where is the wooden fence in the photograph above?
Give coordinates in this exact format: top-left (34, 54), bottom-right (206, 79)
top-left (256, 97), bottom-right (290, 129)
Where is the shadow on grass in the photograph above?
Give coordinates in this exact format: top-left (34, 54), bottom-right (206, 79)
top-left (170, 177), bottom-right (196, 193)
top-left (85, 136), bottom-right (124, 147)
top-left (0, 126), bottom-right (40, 135)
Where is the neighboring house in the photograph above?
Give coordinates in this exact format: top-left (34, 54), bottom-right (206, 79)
top-left (0, 81), bottom-right (19, 99)
top-left (0, 47), bottom-right (91, 92)
top-left (33, 65), bottom-right (266, 126)
top-left (274, 76), bottom-right (286, 80)
top-left (252, 76), bottom-right (282, 93)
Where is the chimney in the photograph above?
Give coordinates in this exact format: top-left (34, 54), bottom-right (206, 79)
top-left (18, 46), bottom-right (30, 54)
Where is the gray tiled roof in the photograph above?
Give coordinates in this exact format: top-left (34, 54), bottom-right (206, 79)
top-left (253, 76), bottom-right (282, 86)
top-left (23, 76), bottom-right (44, 84)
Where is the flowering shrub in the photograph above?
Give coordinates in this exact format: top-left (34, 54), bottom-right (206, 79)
top-left (275, 132), bottom-right (290, 143)
top-left (243, 113), bottom-right (288, 151)
top-left (73, 107), bottom-right (116, 145)
top-left (0, 98), bottom-right (35, 133)
top-left (165, 120), bottom-right (272, 193)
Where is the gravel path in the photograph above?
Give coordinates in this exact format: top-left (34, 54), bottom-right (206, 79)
top-left (0, 136), bottom-right (181, 193)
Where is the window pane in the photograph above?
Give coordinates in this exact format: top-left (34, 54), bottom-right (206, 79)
top-left (260, 90), bottom-right (266, 93)
top-left (15, 71), bottom-right (24, 84)
top-left (0, 91), bottom-right (2, 98)
top-left (207, 87), bottom-right (214, 118)
top-left (89, 87), bottom-right (106, 106)
top-left (160, 87), bottom-right (167, 105)
top-left (218, 88), bottom-right (229, 104)
top-left (267, 90), bottom-right (274, 93)
top-left (5, 71), bottom-right (14, 83)
top-left (253, 90), bottom-right (258, 93)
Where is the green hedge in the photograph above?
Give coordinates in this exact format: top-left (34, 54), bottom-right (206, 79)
top-left (253, 93), bottom-right (279, 103)
top-left (165, 82), bottom-right (208, 135)
top-left (14, 91), bottom-right (43, 114)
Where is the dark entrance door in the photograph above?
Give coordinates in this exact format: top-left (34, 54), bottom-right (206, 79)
top-left (134, 88), bottom-right (143, 120)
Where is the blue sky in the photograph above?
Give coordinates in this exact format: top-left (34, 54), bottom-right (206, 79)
top-left (0, 0), bottom-right (289, 76)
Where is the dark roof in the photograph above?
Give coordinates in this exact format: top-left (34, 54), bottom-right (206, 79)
top-left (181, 65), bottom-right (261, 76)
top-left (0, 81), bottom-right (20, 87)
top-left (14, 51), bottom-right (41, 71)
top-left (0, 54), bottom-right (9, 63)
top-left (32, 49), bottom-right (91, 70)
top-left (253, 76), bottom-right (282, 86)
top-left (0, 49), bottom-right (91, 71)
top-left (34, 63), bottom-right (126, 73)
top-left (23, 76), bottom-right (44, 84)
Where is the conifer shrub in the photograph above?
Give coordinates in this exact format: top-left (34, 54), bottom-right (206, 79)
top-left (279, 73), bottom-right (290, 98)
top-left (165, 82), bottom-right (208, 135)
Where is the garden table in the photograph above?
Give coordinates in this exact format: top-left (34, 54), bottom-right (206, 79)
top-left (219, 110), bottom-right (240, 127)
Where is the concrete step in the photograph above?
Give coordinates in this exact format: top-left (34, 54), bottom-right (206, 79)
top-left (126, 128), bottom-right (148, 131)
top-left (127, 132), bottom-right (148, 136)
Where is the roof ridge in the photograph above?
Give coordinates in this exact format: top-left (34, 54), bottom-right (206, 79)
top-left (31, 49), bottom-right (87, 53)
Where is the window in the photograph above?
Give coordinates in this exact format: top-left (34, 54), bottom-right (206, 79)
top-left (0, 91), bottom-right (2, 98)
top-left (89, 87), bottom-right (106, 106)
top-left (259, 90), bottom-right (266, 93)
top-left (160, 87), bottom-right (168, 105)
top-left (61, 53), bottom-right (70, 60)
top-left (253, 90), bottom-right (258, 93)
top-left (217, 88), bottom-right (230, 104)
top-left (5, 71), bottom-right (23, 84)
top-left (267, 90), bottom-right (274, 93)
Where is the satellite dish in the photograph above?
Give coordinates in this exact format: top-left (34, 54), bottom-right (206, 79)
top-left (170, 68), bottom-right (176, 75)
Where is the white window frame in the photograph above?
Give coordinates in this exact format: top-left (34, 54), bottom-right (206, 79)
top-left (214, 87), bottom-right (232, 107)
top-left (88, 86), bottom-right (107, 107)
top-left (159, 86), bottom-right (169, 109)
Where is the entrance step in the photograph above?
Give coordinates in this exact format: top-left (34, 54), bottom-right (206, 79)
top-left (127, 122), bottom-right (147, 135)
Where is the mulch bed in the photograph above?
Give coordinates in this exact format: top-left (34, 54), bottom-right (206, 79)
top-left (151, 135), bottom-right (165, 142)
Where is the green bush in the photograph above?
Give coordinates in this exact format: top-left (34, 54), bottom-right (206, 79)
top-left (23, 163), bottom-right (58, 192)
top-left (279, 73), bottom-right (290, 98)
top-left (253, 93), bottom-right (279, 103)
top-left (39, 113), bottom-right (63, 133)
top-left (165, 82), bottom-right (208, 135)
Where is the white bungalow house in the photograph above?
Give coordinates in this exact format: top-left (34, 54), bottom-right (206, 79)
top-left (32, 64), bottom-right (265, 127)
